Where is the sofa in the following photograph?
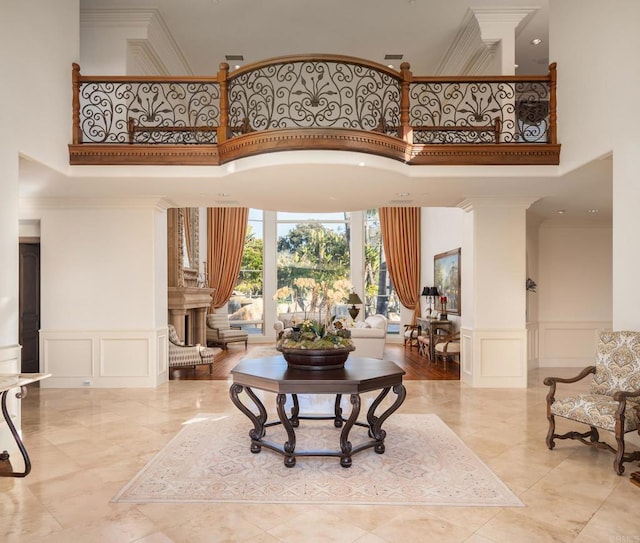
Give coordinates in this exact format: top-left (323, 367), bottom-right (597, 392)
top-left (349, 314), bottom-right (388, 359)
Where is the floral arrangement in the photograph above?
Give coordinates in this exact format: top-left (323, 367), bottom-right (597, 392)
top-left (277, 317), bottom-right (353, 350)
top-left (274, 277), bottom-right (354, 351)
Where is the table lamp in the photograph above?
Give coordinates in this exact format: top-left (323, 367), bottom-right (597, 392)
top-left (347, 292), bottom-right (363, 320)
top-left (427, 286), bottom-right (440, 317)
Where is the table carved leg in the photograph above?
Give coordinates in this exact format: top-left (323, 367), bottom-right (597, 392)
top-left (339, 394), bottom-right (361, 467)
top-left (334, 394), bottom-right (343, 427)
top-left (0, 386), bottom-right (31, 478)
top-left (276, 393), bottom-right (297, 467)
top-left (229, 383), bottom-right (267, 453)
top-left (366, 384), bottom-right (407, 454)
top-left (290, 394), bottom-right (300, 428)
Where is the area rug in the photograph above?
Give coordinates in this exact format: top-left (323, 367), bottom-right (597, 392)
top-left (113, 413), bottom-right (523, 507)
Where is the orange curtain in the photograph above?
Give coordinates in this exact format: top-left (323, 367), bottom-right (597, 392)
top-left (379, 207), bottom-right (421, 324)
top-left (207, 207), bottom-right (249, 310)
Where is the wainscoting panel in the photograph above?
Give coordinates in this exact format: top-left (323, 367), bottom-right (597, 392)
top-left (538, 321), bottom-right (611, 368)
top-left (43, 337), bottom-right (93, 377)
top-left (100, 338), bottom-right (150, 377)
top-left (157, 332), bottom-right (168, 375)
top-left (0, 345), bottom-right (22, 460)
top-left (527, 323), bottom-right (539, 371)
top-left (461, 329), bottom-right (527, 388)
top-left (461, 329), bottom-right (473, 378)
top-left (40, 329), bottom-right (167, 387)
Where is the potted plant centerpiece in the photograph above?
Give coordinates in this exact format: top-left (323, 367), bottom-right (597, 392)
top-left (277, 317), bottom-right (354, 370)
top-left (275, 279), bottom-right (354, 370)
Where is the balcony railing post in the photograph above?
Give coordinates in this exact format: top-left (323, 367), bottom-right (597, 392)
top-left (72, 63), bottom-right (82, 144)
top-left (400, 62), bottom-right (413, 142)
top-left (217, 62), bottom-right (230, 143)
top-left (548, 62), bottom-right (557, 145)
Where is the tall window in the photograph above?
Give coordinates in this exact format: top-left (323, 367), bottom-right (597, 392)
top-left (275, 212), bottom-right (351, 320)
top-left (364, 209), bottom-right (400, 333)
top-left (228, 209), bottom-right (263, 334)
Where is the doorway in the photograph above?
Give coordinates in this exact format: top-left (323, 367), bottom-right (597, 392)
top-left (19, 242), bottom-right (40, 373)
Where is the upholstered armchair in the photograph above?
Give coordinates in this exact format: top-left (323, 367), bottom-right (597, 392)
top-left (544, 330), bottom-right (640, 475)
top-left (168, 324), bottom-right (221, 373)
top-left (206, 309), bottom-right (248, 349)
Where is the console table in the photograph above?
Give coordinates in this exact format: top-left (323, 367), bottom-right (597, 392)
top-left (229, 357), bottom-right (406, 468)
top-left (0, 373), bottom-right (50, 477)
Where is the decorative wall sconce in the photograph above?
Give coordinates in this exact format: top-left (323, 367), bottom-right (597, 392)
top-left (526, 277), bottom-right (537, 292)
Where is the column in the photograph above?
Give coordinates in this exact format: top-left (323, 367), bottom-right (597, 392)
top-left (472, 8), bottom-right (536, 75)
top-left (459, 197), bottom-right (536, 388)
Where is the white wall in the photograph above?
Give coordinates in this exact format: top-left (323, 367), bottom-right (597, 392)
top-left (420, 207), bottom-right (464, 328)
top-left (537, 223), bottom-right (612, 366)
top-left (550, 0), bottom-right (613, 171)
top-left (1, 0), bottom-right (79, 460)
top-left (20, 199), bottom-right (169, 387)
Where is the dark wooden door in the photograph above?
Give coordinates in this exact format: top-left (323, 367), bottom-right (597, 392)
top-left (19, 243), bottom-right (40, 373)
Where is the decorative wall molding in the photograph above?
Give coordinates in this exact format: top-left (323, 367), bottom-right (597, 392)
top-left (435, 9), bottom-right (497, 76)
top-left (460, 327), bottom-right (527, 388)
top-left (69, 139), bottom-right (560, 167)
top-left (537, 321), bottom-right (611, 367)
top-left (0, 345), bottom-right (22, 454)
top-left (81, 8), bottom-right (192, 75)
top-left (40, 329), bottom-right (167, 388)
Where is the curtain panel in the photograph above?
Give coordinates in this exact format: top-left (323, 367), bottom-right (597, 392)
top-left (379, 207), bottom-right (421, 323)
top-left (207, 207), bottom-right (249, 310)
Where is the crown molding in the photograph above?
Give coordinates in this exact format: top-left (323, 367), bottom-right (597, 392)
top-left (80, 8), bottom-right (192, 75)
top-left (435, 10), bottom-right (484, 75)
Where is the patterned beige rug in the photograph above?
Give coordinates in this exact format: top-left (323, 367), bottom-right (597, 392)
top-left (113, 413), bottom-right (523, 507)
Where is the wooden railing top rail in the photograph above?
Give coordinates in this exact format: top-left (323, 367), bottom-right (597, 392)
top-left (70, 55), bottom-right (560, 166)
top-left (224, 53), bottom-right (404, 81)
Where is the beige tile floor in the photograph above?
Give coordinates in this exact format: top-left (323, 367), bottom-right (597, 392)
top-left (2, 367), bottom-right (640, 542)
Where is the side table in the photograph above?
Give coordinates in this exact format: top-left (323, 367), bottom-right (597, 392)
top-left (0, 373), bottom-right (51, 477)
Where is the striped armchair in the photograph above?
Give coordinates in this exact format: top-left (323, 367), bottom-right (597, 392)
top-left (168, 324), bottom-right (221, 373)
top-left (544, 330), bottom-right (640, 475)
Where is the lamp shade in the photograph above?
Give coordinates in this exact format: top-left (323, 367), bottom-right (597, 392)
top-left (428, 286), bottom-right (440, 297)
top-left (347, 292), bottom-right (363, 305)
top-left (421, 286), bottom-right (430, 296)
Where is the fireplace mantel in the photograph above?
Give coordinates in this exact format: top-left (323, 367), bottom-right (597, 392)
top-left (168, 287), bottom-right (214, 345)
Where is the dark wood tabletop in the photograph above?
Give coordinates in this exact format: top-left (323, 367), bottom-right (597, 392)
top-left (231, 356), bottom-right (405, 395)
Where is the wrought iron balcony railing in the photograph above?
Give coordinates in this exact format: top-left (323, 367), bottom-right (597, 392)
top-left (69, 55), bottom-right (559, 166)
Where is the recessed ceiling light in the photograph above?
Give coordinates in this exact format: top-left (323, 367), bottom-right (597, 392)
top-left (557, 209), bottom-right (565, 214)
top-left (397, 192), bottom-right (410, 197)
top-left (588, 209), bottom-right (599, 214)
top-left (530, 38), bottom-right (542, 46)
top-left (218, 192), bottom-right (230, 197)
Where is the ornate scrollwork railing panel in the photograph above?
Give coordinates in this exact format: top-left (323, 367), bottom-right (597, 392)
top-left (409, 79), bottom-right (550, 144)
top-left (227, 60), bottom-right (401, 136)
top-left (79, 81), bottom-right (220, 143)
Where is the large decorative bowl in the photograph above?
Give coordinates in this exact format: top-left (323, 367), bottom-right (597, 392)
top-left (276, 344), bottom-right (355, 370)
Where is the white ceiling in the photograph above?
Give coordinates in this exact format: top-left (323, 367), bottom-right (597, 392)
top-left (19, 0), bottom-right (611, 226)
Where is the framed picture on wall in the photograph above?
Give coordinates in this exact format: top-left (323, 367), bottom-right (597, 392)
top-left (434, 248), bottom-right (461, 316)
